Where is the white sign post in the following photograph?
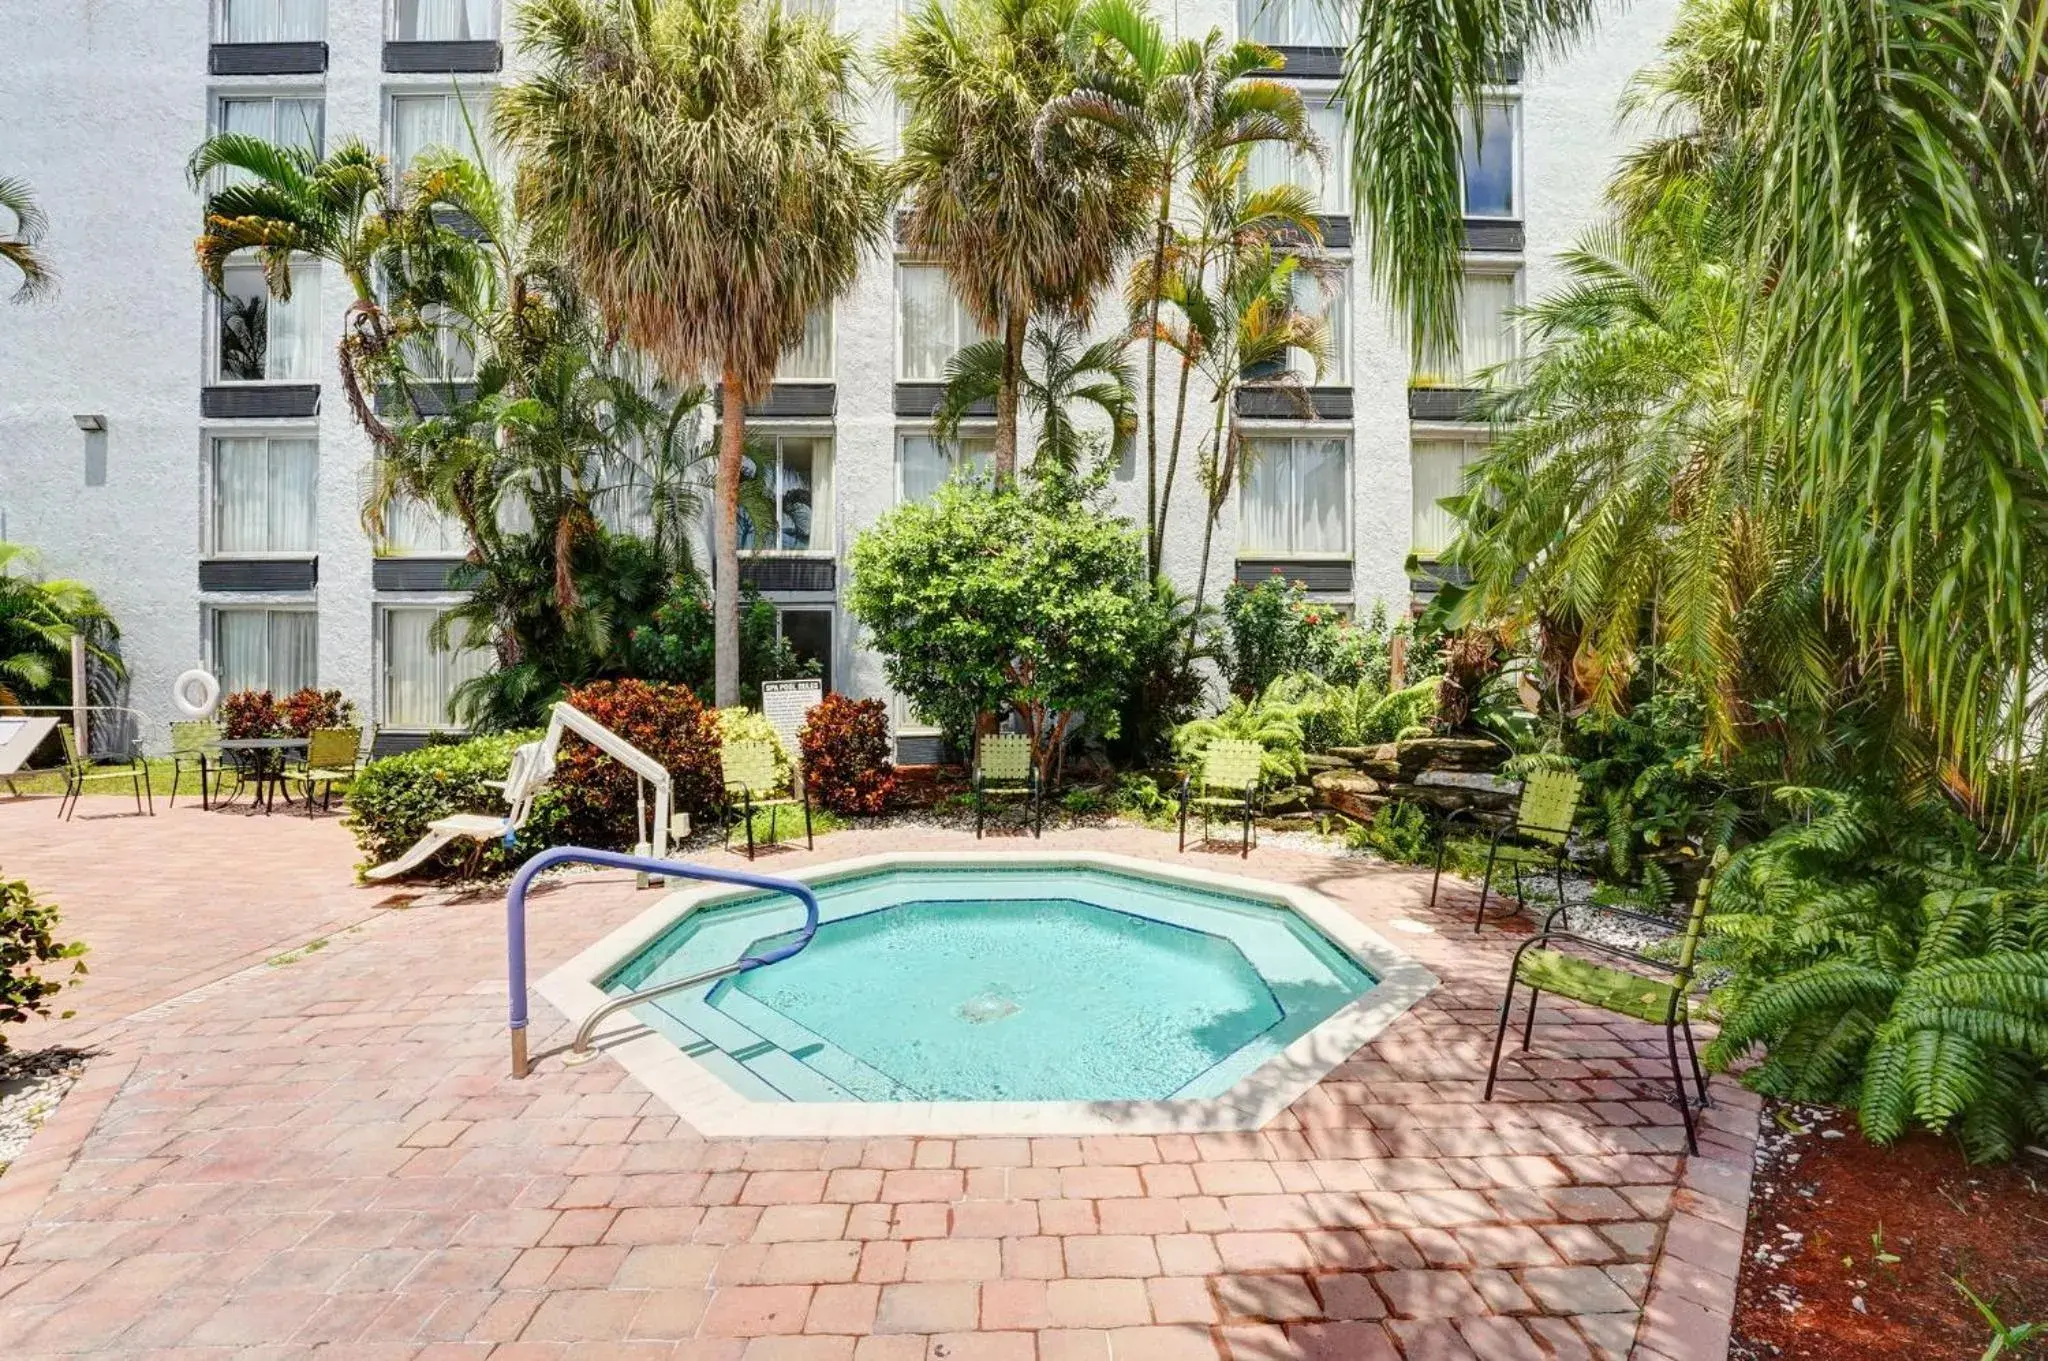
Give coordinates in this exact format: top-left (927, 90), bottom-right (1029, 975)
top-left (760, 678), bottom-right (824, 760)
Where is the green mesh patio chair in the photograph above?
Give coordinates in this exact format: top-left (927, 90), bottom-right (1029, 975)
top-left (286, 727), bottom-right (363, 813)
top-left (1485, 847), bottom-right (1726, 1155)
top-left (55, 723), bottom-right (154, 821)
top-left (1430, 766), bottom-right (1584, 931)
top-left (167, 719), bottom-right (225, 809)
top-left (721, 738), bottom-right (812, 860)
top-left (1178, 738), bottom-right (1264, 858)
top-left (973, 732), bottom-right (1041, 839)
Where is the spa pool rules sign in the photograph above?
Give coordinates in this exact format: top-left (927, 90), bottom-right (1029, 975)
top-left (761, 678), bottom-right (824, 757)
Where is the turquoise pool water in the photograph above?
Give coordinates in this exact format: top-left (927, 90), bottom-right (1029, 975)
top-left (603, 864), bottom-right (1374, 1103)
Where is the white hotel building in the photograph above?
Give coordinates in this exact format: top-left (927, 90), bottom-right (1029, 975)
top-left (0, 0), bottom-right (1674, 761)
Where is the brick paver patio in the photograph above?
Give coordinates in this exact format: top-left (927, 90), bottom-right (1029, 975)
top-left (0, 797), bottom-right (1755, 1359)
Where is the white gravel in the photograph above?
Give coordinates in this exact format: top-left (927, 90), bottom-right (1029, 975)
top-left (0, 1048), bottom-right (86, 1176)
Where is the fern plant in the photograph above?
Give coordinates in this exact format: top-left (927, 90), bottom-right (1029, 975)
top-left (1173, 685), bottom-right (1308, 783)
top-left (1702, 789), bottom-right (2048, 1161)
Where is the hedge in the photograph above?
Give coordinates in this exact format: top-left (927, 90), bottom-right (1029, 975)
top-left (345, 729), bottom-right (567, 880)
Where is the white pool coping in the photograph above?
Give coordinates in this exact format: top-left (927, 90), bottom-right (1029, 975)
top-left (535, 850), bottom-right (1439, 1137)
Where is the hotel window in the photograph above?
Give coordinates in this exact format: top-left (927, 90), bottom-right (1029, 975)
top-left (1239, 435), bottom-right (1348, 555)
top-left (1460, 102), bottom-right (1518, 219)
top-left (1288, 264), bottom-right (1348, 383)
top-left (1455, 270), bottom-right (1519, 383)
top-left (381, 606), bottom-right (490, 729)
top-left (786, 0), bottom-right (834, 19)
top-left (388, 89), bottom-right (495, 177)
top-left (402, 303), bottom-right (478, 381)
top-left (739, 435), bottom-right (833, 552)
top-left (392, 0), bottom-right (497, 40)
top-left (215, 258), bottom-right (321, 383)
top-left (1238, 0), bottom-right (1343, 47)
top-left (897, 264), bottom-right (989, 381)
top-left (212, 607), bottom-right (317, 694)
top-left (777, 306), bottom-right (834, 382)
top-left (897, 432), bottom-right (995, 502)
top-left (211, 436), bottom-right (317, 555)
top-left (1247, 95), bottom-right (1349, 216)
top-left (219, 0), bottom-right (324, 42)
top-left (382, 496), bottom-right (467, 555)
top-left (1411, 437), bottom-right (1484, 558)
top-left (217, 95), bottom-right (324, 160)
top-left (775, 607), bottom-right (834, 693)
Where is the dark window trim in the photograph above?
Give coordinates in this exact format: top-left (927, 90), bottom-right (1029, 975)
top-left (209, 41), bottom-right (328, 76)
top-left (381, 39), bottom-right (503, 73)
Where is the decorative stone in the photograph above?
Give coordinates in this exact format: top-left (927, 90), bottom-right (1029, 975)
top-left (1312, 771), bottom-right (1386, 823)
top-left (1414, 770), bottom-right (1516, 793)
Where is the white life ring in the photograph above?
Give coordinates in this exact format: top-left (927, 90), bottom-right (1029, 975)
top-left (172, 668), bottom-right (221, 719)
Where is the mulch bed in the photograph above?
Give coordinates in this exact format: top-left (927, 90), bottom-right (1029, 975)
top-left (1730, 1099), bottom-right (2048, 1360)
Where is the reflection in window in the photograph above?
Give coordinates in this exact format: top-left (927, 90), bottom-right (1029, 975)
top-left (897, 433), bottom-right (994, 502)
top-left (777, 607), bottom-right (833, 692)
top-left (739, 435), bottom-right (833, 552)
top-left (393, 0), bottom-right (496, 40)
top-left (212, 437), bottom-right (317, 554)
top-left (1287, 265), bottom-right (1347, 382)
top-left (1240, 435), bottom-right (1348, 555)
top-left (216, 259), bottom-right (320, 382)
top-left (213, 608), bottom-right (317, 694)
top-left (1460, 103), bottom-right (1517, 218)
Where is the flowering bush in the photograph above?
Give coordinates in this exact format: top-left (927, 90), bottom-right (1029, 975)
top-left (281, 687), bottom-right (357, 736)
top-left (1219, 576), bottom-right (1394, 696)
top-left (799, 694), bottom-right (897, 815)
top-left (218, 689), bottom-right (284, 739)
top-left (556, 680), bottom-right (722, 846)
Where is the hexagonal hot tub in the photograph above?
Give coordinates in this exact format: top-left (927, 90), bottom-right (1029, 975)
top-left (537, 852), bottom-right (1436, 1136)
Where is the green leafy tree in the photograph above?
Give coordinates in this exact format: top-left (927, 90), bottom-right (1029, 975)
top-left (887, 0), bottom-right (1146, 484)
top-left (502, 0), bottom-right (890, 706)
top-left (932, 318), bottom-right (1136, 479)
top-left (1036, 4), bottom-right (1313, 569)
top-left (0, 874), bottom-right (87, 1052)
top-left (846, 479), bottom-right (1147, 781)
top-left (1, 175), bottom-right (54, 302)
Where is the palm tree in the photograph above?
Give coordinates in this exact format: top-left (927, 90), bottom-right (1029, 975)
top-left (1345, 0), bottom-right (2048, 808)
top-left (1037, 1), bottom-right (1314, 571)
top-left (189, 136), bottom-right (408, 443)
top-left (887, 0), bottom-right (1147, 484)
top-left (931, 318), bottom-right (1136, 479)
top-left (0, 176), bottom-right (54, 302)
top-left (502, 0), bottom-right (890, 706)
top-left (0, 542), bottom-right (120, 710)
top-left (1147, 155), bottom-right (1328, 637)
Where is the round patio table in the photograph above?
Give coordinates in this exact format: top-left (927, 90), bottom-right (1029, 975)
top-left (214, 737), bottom-right (308, 815)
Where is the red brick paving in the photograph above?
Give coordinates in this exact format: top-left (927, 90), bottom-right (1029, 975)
top-left (0, 798), bottom-right (1756, 1357)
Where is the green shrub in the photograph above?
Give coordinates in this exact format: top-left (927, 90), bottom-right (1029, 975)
top-left (1703, 790), bottom-right (2048, 1162)
top-left (1357, 680), bottom-right (1441, 744)
top-left (798, 694), bottom-right (897, 816)
top-left (345, 729), bottom-right (566, 878)
top-left (1061, 786), bottom-right (1109, 816)
top-left (557, 680), bottom-right (723, 847)
top-left (1264, 672), bottom-right (1385, 752)
top-left (1218, 577), bottom-right (1396, 696)
top-left (0, 874), bottom-right (86, 1052)
top-left (1344, 801), bottom-right (1435, 863)
top-left (1110, 772), bottom-right (1177, 824)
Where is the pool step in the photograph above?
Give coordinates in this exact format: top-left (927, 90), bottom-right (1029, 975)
top-left (626, 985), bottom-right (911, 1104)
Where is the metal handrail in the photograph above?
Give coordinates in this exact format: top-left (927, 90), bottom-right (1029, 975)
top-left (560, 959), bottom-right (749, 1066)
top-left (504, 845), bottom-right (821, 1078)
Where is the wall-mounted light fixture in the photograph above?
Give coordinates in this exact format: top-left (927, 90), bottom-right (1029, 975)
top-left (72, 413), bottom-right (106, 432)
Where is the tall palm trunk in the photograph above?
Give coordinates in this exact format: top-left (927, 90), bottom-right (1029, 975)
top-left (1188, 396), bottom-right (1236, 657)
top-left (715, 372), bottom-right (747, 707)
top-left (1141, 199), bottom-right (1172, 573)
top-left (1152, 347), bottom-right (1196, 570)
top-left (993, 308), bottom-right (1028, 485)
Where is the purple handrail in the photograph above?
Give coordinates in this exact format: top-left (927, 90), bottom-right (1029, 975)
top-left (504, 845), bottom-right (822, 1077)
